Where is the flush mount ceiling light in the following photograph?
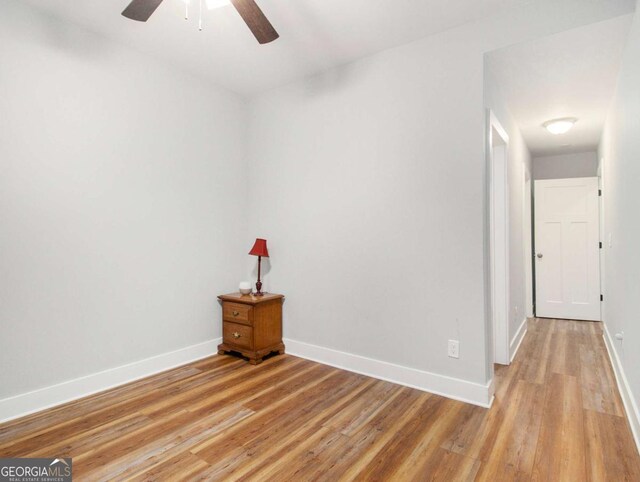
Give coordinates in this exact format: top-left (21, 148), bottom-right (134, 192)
top-left (543, 118), bottom-right (578, 135)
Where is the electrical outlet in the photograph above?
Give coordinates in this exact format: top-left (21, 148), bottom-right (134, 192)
top-left (448, 340), bottom-right (459, 359)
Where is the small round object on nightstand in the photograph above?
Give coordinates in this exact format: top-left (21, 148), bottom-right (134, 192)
top-left (239, 281), bottom-right (252, 295)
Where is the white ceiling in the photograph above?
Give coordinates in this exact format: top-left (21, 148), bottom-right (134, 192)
top-left (486, 14), bottom-right (634, 157)
top-left (23, 0), bottom-right (533, 95)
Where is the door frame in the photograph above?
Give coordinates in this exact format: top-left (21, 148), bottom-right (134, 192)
top-left (598, 160), bottom-right (605, 321)
top-left (487, 110), bottom-right (510, 365)
top-left (524, 172), bottom-right (534, 318)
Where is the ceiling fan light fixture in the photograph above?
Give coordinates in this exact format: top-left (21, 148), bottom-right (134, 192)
top-left (123, 0), bottom-right (278, 43)
top-left (205, 0), bottom-right (231, 9)
top-left (543, 117), bottom-right (577, 135)
top-left (183, 0), bottom-right (230, 9)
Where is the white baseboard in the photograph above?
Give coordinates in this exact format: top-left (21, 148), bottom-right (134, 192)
top-left (510, 317), bottom-right (528, 363)
top-left (0, 338), bottom-right (221, 424)
top-left (284, 338), bottom-right (493, 408)
top-left (602, 324), bottom-right (640, 455)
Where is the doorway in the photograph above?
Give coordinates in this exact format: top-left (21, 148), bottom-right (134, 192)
top-left (534, 177), bottom-right (601, 321)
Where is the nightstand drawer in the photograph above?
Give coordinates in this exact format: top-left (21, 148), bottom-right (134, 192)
top-left (223, 302), bottom-right (253, 325)
top-left (223, 321), bottom-right (253, 350)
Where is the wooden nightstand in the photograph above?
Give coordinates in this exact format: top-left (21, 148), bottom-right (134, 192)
top-left (217, 292), bottom-right (285, 365)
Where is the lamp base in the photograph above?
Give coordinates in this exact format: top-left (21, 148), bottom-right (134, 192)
top-left (255, 280), bottom-right (263, 296)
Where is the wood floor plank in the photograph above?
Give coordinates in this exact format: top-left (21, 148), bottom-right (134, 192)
top-left (0, 364), bottom-right (206, 446)
top-left (584, 408), bottom-right (640, 481)
top-left (128, 451), bottom-right (210, 481)
top-left (1, 318), bottom-right (639, 480)
top-left (341, 395), bottom-right (446, 480)
top-left (531, 373), bottom-right (587, 482)
top-left (520, 320), bottom-right (554, 384)
top-left (230, 386), bottom-right (409, 481)
top-left (439, 403), bottom-right (487, 455)
top-left (321, 379), bottom-right (400, 435)
top-left (140, 355), bottom-right (306, 418)
top-left (471, 379), bottom-right (545, 478)
top-left (380, 400), bottom-right (470, 480)
top-left (332, 390), bottom-right (431, 481)
top-left (414, 448), bottom-right (482, 482)
top-left (23, 413), bottom-right (153, 459)
top-left (0, 358), bottom-right (241, 453)
top-left (580, 341), bottom-right (624, 416)
top-left (78, 406), bottom-right (253, 480)
top-left (193, 378), bottom-right (378, 480)
top-left (193, 370), bottom-right (362, 462)
top-left (240, 388), bottom-right (425, 481)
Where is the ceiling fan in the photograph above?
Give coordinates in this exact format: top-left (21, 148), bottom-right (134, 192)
top-left (121, 0), bottom-right (279, 44)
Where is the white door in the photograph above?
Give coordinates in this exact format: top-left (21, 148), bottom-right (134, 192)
top-left (534, 177), bottom-right (601, 321)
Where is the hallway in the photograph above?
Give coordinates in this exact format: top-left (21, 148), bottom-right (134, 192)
top-left (484, 318), bottom-right (640, 480)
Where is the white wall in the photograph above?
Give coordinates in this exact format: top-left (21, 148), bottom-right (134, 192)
top-left (533, 151), bottom-right (598, 179)
top-left (245, 0), bottom-right (634, 400)
top-left (0, 0), bottom-right (247, 399)
top-left (484, 65), bottom-right (532, 361)
top-left (248, 46), bottom-right (488, 388)
top-left (598, 1), bottom-right (640, 448)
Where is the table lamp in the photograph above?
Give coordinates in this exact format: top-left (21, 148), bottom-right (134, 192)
top-left (249, 238), bottom-right (269, 296)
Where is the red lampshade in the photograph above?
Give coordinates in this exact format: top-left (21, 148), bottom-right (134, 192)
top-left (249, 238), bottom-right (269, 257)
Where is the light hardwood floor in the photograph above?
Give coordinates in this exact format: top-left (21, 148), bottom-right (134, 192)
top-left (1, 318), bottom-right (639, 481)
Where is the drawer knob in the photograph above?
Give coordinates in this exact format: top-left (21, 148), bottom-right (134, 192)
top-left (233, 332), bottom-right (241, 339)
top-left (233, 311), bottom-right (240, 316)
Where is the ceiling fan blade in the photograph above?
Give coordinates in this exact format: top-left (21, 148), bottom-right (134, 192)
top-left (122, 0), bottom-right (164, 22)
top-left (230, 0), bottom-right (279, 44)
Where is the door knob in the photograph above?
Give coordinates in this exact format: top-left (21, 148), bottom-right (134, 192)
top-left (537, 253), bottom-right (543, 258)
